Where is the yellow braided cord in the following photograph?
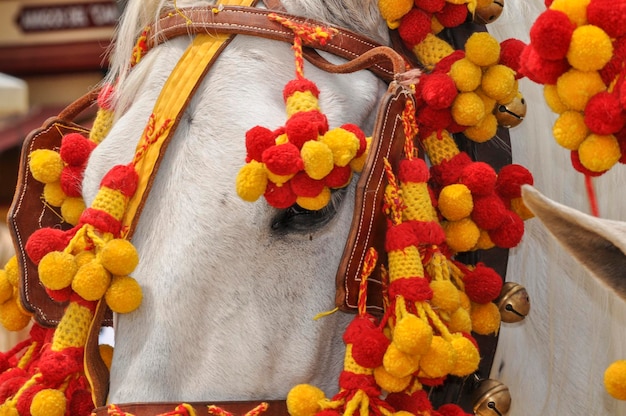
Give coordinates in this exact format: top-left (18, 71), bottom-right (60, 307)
top-left (51, 302), bottom-right (93, 351)
top-left (344, 390), bottom-right (369, 416)
top-left (244, 402), bottom-right (269, 416)
top-left (412, 33), bottom-right (455, 71)
top-left (400, 182), bottom-right (437, 222)
top-left (89, 108), bottom-right (114, 145)
top-left (383, 158), bottom-right (403, 225)
top-left (447, 260), bottom-right (466, 290)
top-left (425, 252), bottom-right (450, 282)
top-left (17, 341), bottom-right (38, 369)
top-left (387, 246), bottom-right (424, 282)
top-left (4, 375), bottom-right (38, 407)
top-left (422, 302), bottom-right (452, 340)
top-left (421, 130), bottom-right (460, 166)
top-left (402, 100), bottom-right (419, 159)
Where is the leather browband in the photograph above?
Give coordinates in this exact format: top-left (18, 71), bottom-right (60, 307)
top-left (146, 6), bottom-right (397, 81)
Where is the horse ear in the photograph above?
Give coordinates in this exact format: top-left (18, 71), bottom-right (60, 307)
top-left (522, 185), bottom-right (626, 301)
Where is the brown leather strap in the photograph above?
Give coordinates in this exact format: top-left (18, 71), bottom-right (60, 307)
top-left (147, 6), bottom-right (396, 81)
top-left (91, 400), bottom-right (289, 416)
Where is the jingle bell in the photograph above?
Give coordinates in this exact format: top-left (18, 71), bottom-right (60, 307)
top-left (497, 282), bottom-right (530, 323)
top-left (474, 0), bottom-right (504, 25)
top-left (473, 378), bottom-right (511, 416)
top-left (495, 93), bottom-right (527, 128)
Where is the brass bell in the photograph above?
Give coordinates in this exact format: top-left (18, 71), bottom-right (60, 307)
top-left (497, 282), bottom-right (530, 323)
top-left (474, 0), bottom-right (505, 25)
top-left (473, 379), bottom-right (512, 416)
top-left (495, 93), bottom-right (527, 128)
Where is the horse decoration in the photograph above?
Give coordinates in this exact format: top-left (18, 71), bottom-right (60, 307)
top-left (3, 0), bottom-right (623, 415)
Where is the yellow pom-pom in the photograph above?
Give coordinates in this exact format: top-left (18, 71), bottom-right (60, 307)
top-left (74, 250), bottom-right (96, 268)
top-left (30, 389), bottom-right (66, 416)
top-left (550, 0), bottom-right (590, 26)
top-left (475, 229), bottom-right (496, 250)
top-left (556, 69), bottom-right (606, 112)
top-left (481, 65), bottom-right (516, 102)
top-left (458, 291), bottom-right (471, 312)
top-left (443, 218), bottom-right (481, 253)
top-left (286, 384), bottom-right (326, 416)
top-left (438, 184), bottom-right (473, 221)
top-left (0, 299), bottom-right (31, 331)
top-left (4, 256), bottom-right (19, 287)
top-left (0, 403), bottom-right (19, 416)
top-left (43, 182), bottom-right (66, 207)
top-left (464, 113), bottom-right (498, 143)
top-left (105, 275), bottom-right (142, 314)
top-left (383, 342), bottom-right (421, 378)
top-left (61, 197), bottom-right (86, 226)
top-left (296, 187), bottom-right (331, 211)
top-left (266, 171), bottom-right (294, 186)
top-left (419, 336), bottom-right (457, 378)
top-left (470, 302), bottom-right (501, 335)
top-left (465, 32), bottom-right (501, 67)
top-left (350, 137), bottom-right (371, 173)
top-left (430, 280), bottom-right (461, 313)
top-left (496, 80), bottom-right (519, 105)
top-left (301, 140), bottom-right (334, 180)
top-left (553, 111), bottom-right (589, 150)
top-left (543, 84), bottom-right (568, 114)
top-left (99, 344), bottom-right (114, 370)
top-left (449, 58), bottom-right (482, 92)
top-left (451, 92), bottom-right (485, 127)
top-left (567, 25), bottom-right (613, 72)
top-left (38, 251), bottom-right (77, 290)
top-left (72, 260), bottom-right (112, 301)
top-left (378, 0), bottom-right (413, 28)
top-left (450, 336), bottom-right (480, 376)
top-left (29, 149), bottom-right (63, 184)
top-left (578, 133), bottom-right (621, 173)
top-left (447, 307), bottom-right (472, 333)
top-left (510, 197), bottom-right (534, 221)
top-left (393, 314), bottom-right (433, 356)
top-left (604, 360), bottom-right (626, 400)
top-left (100, 239), bottom-right (139, 276)
top-left (236, 160), bottom-right (268, 202)
top-left (0, 271), bottom-right (13, 304)
top-left (475, 87), bottom-right (497, 114)
top-left (373, 366), bottom-right (412, 393)
top-left (321, 128), bottom-right (360, 167)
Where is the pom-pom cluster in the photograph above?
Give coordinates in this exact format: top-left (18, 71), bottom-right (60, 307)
top-left (521, 0), bottom-right (626, 174)
top-left (236, 79), bottom-right (368, 210)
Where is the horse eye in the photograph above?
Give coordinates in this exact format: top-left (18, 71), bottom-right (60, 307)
top-left (271, 189), bottom-right (346, 233)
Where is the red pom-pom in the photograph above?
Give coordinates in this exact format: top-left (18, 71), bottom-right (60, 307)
top-left (587, 0), bottom-right (626, 38)
top-left (290, 172), bottom-right (325, 197)
top-left (25, 227), bottom-right (70, 265)
top-left (459, 162), bottom-right (497, 196)
top-left (387, 390), bottom-right (433, 414)
top-left (417, 0), bottom-right (446, 13)
top-left (60, 165), bottom-right (85, 197)
top-left (570, 151), bottom-right (607, 176)
top-left (46, 286), bottom-right (73, 303)
top-left (430, 152), bottom-right (473, 187)
top-left (499, 38), bottom-right (527, 79)
top-left (341, 123), bottom-right (367, 156)
top-left (496, 164), bottom-right (534, 199)
top-left (529, 10), bottom-right (575, 60)
top-left (283, 78), bottom-right (320, 101)
top-left (39, 347), bottom-right (84, 385)
top-left (617, 127), bottom-right (626, 164)
top-left (100, 164), bottom-right (139, 197)
top-left (325, 165), bottom-right (352, 188)
top-left (471, 193), bottom-right (507, 230)
top-left (60, 133), bottom-right (96, 166)
top-left (463, 264), bottom-right (503, 304)
top-left (488, 211), bottom-right (525, 248)
top-left (584, 92), bottom-right (626, 135)
top-left (398, 8), bottom-right (432, 48)
top-left (262, 143), bottom-right (304, 175)
top-left (398, 158), bottom-right (430, 183)
top-left (245, 126), bottom-right (277, 162)
top-left (436, 3), bottom-right (468, 28)
top-left (69, 389), bottom-right (95, 416)
top-left (351, 328), bottom-right (390, 368)
top-left (519, 45), bottom-right (570, 85)
top-left (600, 37), bottom-right (626, 86)
top-left (417, 107), bottom-right (453, 136)
top-left (421, 73), bottom-right (458, 109)
top-left (438, 403), bottom-right (471, 416)
top-left (264, 181), bottom-right (297, 209)
top-left (433, 50), bottom-right (465, 73)
top-left (285, 110), bottom-right (328, 149)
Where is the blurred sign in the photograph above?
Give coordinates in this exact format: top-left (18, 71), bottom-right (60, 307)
top-left (16, 2), bottom-right (119, 32)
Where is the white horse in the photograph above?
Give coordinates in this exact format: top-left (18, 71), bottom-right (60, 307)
top-left (489, 1), bottom-right (626, 414)
top-left (82, 0), bottom-right (626, 413)
top-left (84, 0), bottom-right (390, 405)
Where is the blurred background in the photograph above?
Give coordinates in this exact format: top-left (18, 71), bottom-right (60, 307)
top-left (0, 0), bottom-right (124, 349)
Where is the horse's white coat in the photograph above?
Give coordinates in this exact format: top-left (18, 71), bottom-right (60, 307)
top-left (82, 0), bottom-right (389, 404)
top-left (82, 0), bottom-right (626, 412)
top-left (489, 2), bottom-right (626, 414)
